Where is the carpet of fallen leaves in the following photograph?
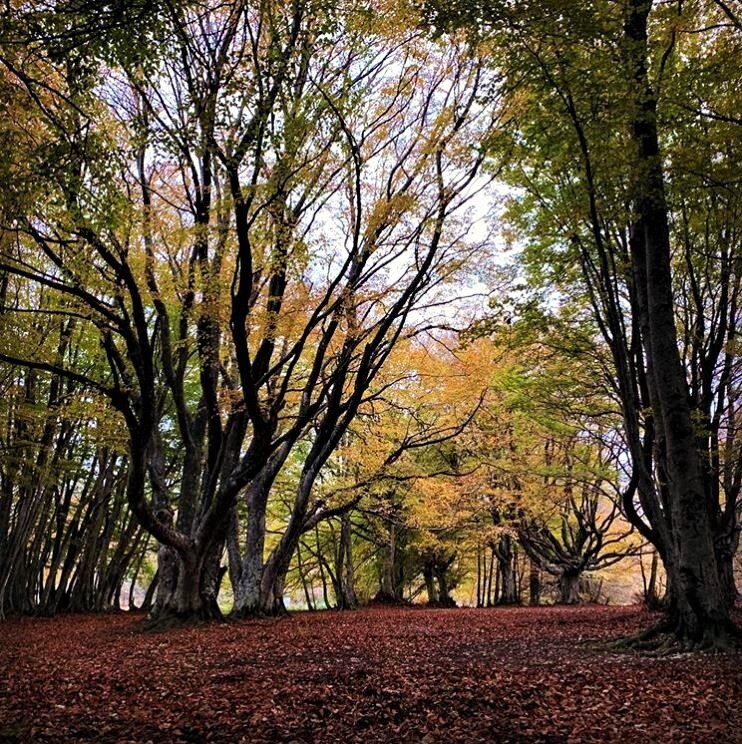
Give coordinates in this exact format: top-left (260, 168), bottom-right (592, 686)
top-left (1, 605), bottom-right (740, 743)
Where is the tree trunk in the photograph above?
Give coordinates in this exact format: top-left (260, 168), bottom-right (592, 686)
top-left (434, 565), bottom-right (456, 607)
top-left (640, 550), bottom-right (665, 610)
top-left (557, 571), bottom-right (581, 605)
top-left (375, 522), bottom-right (404, 603)
top-left (624, 0), bottom-right (734, 647)
top-left (486, 546), bottom-right (495, 607)
top-left (496, 535), bottom-right (518, 605)
top-left (716, 534), bottom-right (739, 609)
top-left (528, 559), bottom-right (541, 607)
top-left (336, 513), bottom-right (358, 610)
top-left (232, 482), bottom-right (269, 616)
top-left (296, 542), bottom-right (314, 611)
top-left (141, 569), bottom-right (158, 613)
top-left (150, 547), bottom-right (222, 623)
top-left (316, 527), bottom-right (331, 609)
top-left (424, 562), bottom-right (439, 605)
top-left (476, 544), bottom-right (483, 607)
top-left (382, 524), bottom-right (396, 598)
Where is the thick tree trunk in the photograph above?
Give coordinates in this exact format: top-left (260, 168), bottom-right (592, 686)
top-left (150, 549), bottom-right (222, 623)
top-left (557, 571), bottom-right (581, 605)
top-left (623, 0), bottom-right (735, 648)
top-left (234, 534), bottom-right (293, 617)
top-left (258, 559), bottom-right (288, 616)
top-left (375, 522), bottom-right (405, 603)
top-left (232, 483), bottom-right (270, 616)
top-left (235, 460), bottom-right (326, 617)
top-left (496, 536), bottom-right (518, 605)
top-left (434, 565), bottom-right (456, 607)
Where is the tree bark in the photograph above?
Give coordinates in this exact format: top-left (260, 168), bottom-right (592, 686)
top-left (496, 535), bottom-right (518, 605)
top-left (624, 0), bottom-right (734, 647)
top-left (528, 559), bottom-right (541, 607)
top-left (232, 481), bottom-right (270, 616)
top-left (336, 513), bottom-right (358, 610)
top-left (557, 570), bottom-right (581, 605)
top-left (434, 565), bottom-right (456, 607)
top-left (424, 562), bottom-right (439, 605)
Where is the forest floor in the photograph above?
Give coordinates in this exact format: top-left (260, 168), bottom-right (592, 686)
top-left (0, 605), bottom-right (740, 743)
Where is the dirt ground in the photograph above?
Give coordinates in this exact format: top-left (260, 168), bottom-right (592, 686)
top-left (1, 605), bottom-right (740, 743)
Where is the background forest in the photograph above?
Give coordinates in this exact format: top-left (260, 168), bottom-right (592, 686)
top-left (0, 0), bottom-right (739, 653)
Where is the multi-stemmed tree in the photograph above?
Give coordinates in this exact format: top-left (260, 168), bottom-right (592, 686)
top-left (0, 0), bottom-right (503, 621)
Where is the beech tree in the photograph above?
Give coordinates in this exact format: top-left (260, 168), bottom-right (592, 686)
top-left (516, 441), bottom-right (636, 605)
top-left (0, 0), bottom-right (502, 621)
top-left (0, 0), bottom-right (737, 647)
top-left (429, 0), bottom-right (741, 647)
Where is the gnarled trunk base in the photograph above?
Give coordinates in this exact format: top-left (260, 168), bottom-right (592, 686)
top-left (371, 590), bottom-right (408, 606)
top-left (147, 547), bottom-right (224, 628)
top-left (557, 572), bottom-right (581, 605)
top-left (232, 562), bottom-right (291, 619)
top-left (612, 610), bottom-right (739, 653)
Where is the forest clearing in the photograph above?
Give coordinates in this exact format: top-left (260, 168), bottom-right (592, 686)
top-left (0, 0), bottom-right (741, 741)
top-left (2, 606), bottom-right (740, 743)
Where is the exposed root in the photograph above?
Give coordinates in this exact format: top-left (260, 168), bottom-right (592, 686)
top-left (607, 615), bottom-right (740, 655)
top-left (427, 599), bottom-right (458, 609)
top-left (230, 605), bottom-right (292, 621)
top-left (140, 606), bottom-right (225, 632)
top-left (608, 616), bottom-right (674, 650)
top-left (369, 591), bottom-right (410, 607)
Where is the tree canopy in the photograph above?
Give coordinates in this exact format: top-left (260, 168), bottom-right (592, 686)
top-left (0, 0), bottom-right (739, 655)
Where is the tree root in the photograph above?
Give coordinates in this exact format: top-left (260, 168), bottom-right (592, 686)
top-left (369, 591), bottom-right (410, 607)
top-left (427, 598), bottom-right (458, 609)
top-left (140, 606), bottom-right (225, 632)
top-left (230, 604), bottom-right (292, 621)
top-left (608, 615), bottom-right (740, 655)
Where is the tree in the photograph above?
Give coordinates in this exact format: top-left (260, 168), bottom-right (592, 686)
top-left (0, 61), bottom-right (149, 615)
top-left (516, 440), bottom-right (636, 605)
top-left (429, 0), bottom-right (740, 647)
top-left (0, 0), bottom-right (502, 621)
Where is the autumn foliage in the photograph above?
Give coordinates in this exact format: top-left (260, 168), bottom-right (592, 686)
top-left (0, 2), bottom-right (740, 741)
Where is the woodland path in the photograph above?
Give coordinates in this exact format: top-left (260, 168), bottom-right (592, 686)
top-left (1, 606), bottom-right (740, 743)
